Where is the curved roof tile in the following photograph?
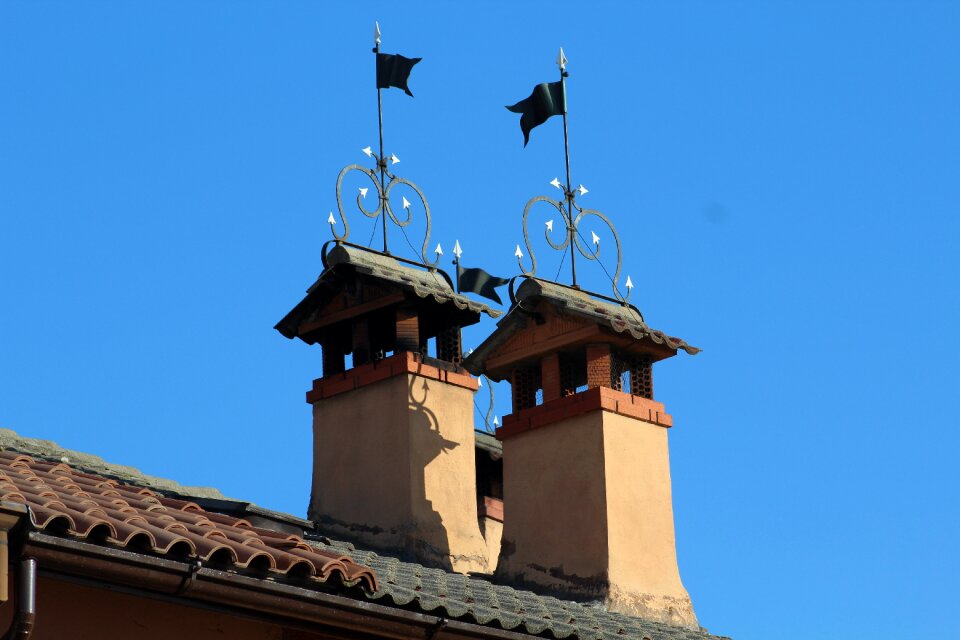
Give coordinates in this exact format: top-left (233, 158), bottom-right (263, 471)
top-left (0, 451), bottom-right (378, 593)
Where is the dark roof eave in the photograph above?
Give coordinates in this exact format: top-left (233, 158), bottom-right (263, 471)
top-left (23, 531), bottom-right (537, 640)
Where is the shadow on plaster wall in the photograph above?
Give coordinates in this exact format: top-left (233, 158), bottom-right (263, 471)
top-left (404, 374), bottom-right (457, 571)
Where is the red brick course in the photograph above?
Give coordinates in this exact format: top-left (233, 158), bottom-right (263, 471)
top-left (586, 343), bottom-right (612, 389)
top-left (540, 353), bottom-right (562, 403)
top-left (497, 386), bottom-right (672, 441)
top-left (306, 351), bottom-right (478, 403)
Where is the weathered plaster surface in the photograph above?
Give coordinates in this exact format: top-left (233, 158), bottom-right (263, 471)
top-left (310, 372), bottom-right (488, 574)
top-left (495, 407), bottom-right (698, 628)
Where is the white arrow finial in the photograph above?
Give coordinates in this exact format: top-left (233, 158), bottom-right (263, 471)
top-left (578, 184), bottom-right (589, 196)
top-left (453, 240), bottom-right (463, 259)
top-left (362, 146), bottom-right (373, 157)
top-left (390, 153), bottom-right (400, 165)
top-left (435, 243), bottom-right (443, 256)
top-left (558, 47), bottom-right (567, 71)
top-left (515, 245), bottom-right (524, 259)
top-left (402, 196), bottom-right (411, 210)
top-left (327, 212), bottom-right (336, 226)
top-left (591, 231), bottom-right (600, 245)
top-left (358, 187), bottom-right (368, 198)
top-left (545, 219), bottom-right (554, 232)
top-left (625, 276), bottom-right (634, 290)
top-left (550, 177), bottom-right (562, 190)
top-left (477, 377), bottom-right (483, 387)
top-left (493, 416), bottom-right (500, 428)
top-left (375, 22), bottom-right (381, 45)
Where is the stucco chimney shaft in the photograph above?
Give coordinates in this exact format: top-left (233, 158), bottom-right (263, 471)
top-left (307, 352), bottom-right (488, 574)
top-left (275, 245), bottom-right (499, 574)
top-left (462, 279), bottom-right (700, 627)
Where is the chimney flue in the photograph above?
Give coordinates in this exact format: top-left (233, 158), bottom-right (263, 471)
top-left (276, 244), bottom-right (501, 573)
top-left (464, 278), bottom-right (701, 627)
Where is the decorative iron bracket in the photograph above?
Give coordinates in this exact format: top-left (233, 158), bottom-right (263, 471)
top-left (516, 189), bottom-right (631, 303)
top-left (329, 150), bottom-right (437, 269)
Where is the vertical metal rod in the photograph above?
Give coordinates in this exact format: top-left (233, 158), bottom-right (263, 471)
top-left (560, 67), bottom-right (576, 287)
top-left (375, 43), bottom-right (388, 254)
top-left (454, 256), bottom-right (460, 293)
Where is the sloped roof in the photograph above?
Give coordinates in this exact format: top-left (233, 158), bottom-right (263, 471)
top-left (310, 537), bottom-right (728, 640)
top-left (0, 448), bottom-right (378, 593)
top-left (0, 429), bottom-right (727, 640)
top-left (276, 244), bottom-right (500, 340)
top-left (464, 278), bottom-right (698, 377)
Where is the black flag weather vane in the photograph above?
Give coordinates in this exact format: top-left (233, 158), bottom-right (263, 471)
top-left (507, 48), bottom-right (634, 305)
top-left (328, 22), bottom-right (438, 267)
top-left (327, 22), bottom-right (508, 305)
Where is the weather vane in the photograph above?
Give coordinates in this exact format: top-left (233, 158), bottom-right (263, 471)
top-left (507, 48), bottom-right (634, 303)
top-left (327, 22), bottom-right (439, 267)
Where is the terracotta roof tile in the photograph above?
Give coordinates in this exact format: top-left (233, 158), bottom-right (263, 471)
top-left (0, 451), bottom-right (378, 592)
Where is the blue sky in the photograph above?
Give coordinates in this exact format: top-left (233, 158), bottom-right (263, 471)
top-left (2, 3), bottom-right (958, 639)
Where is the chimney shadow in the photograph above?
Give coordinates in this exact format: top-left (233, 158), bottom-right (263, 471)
top-left (403, 373), bottom-right (458, 571)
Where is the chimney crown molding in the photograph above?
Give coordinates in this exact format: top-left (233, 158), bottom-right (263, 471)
top-left (307, 351), bottom-right (478, 403)
top-left (498, 386), bottom-right (672, 440)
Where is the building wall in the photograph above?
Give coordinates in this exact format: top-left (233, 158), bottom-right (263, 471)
top-left (0, 576), bottom-right (283, 640)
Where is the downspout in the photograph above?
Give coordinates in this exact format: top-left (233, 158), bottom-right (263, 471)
top-left (0, 502), bottom-right (35, 640)
top-left (2, 559), bottom-right (35, 640)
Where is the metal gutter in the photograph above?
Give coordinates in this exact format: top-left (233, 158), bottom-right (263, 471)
top-left (23, 532), bottom-right (535, 640)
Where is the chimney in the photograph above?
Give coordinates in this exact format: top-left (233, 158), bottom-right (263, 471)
top-left (463, 278), bottom-right (701, 627)
top-left (276, 244), bottom-right (498, 573)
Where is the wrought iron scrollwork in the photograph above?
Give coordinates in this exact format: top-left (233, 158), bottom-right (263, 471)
top-left (330, 151), bottom-right (437, 268)
top-left (517, 190), bottom-right (630, 303)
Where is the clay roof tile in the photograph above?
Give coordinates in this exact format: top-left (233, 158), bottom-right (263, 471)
top-left (0, 452), bottom-right (378, 593)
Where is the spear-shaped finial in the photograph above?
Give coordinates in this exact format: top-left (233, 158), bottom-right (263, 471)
top-left (557, 47), bottom-right (567, 71)
top-left (375, 21), bottom-right (381, 46)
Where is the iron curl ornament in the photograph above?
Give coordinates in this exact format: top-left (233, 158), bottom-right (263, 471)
top-left (515, 187), bottom-right (633, 304)
top-left (328, 148), bottom-right (438, 269)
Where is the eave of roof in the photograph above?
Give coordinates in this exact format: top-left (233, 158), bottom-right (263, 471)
top-left (0, 450), bottom-right (378, 592)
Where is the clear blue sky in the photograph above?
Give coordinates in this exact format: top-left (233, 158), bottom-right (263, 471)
top-left (2, 3), bottom-right (958, 639)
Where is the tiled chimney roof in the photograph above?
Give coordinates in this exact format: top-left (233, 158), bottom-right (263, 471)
top-left (464, 278), bottom-right (698, 378)
top-left (275, 244), bottom-right (500, 342)
top-left (0, 450), bottom-right (378, 592)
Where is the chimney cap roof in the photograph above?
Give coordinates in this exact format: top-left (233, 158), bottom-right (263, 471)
top-left (463, 277), bottom-right (698, 378)
top-left (275, 243), bottom-right (500, 341)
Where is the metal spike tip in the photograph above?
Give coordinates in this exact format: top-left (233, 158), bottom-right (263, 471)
top-left (545, 219), bottom-right (554, 232)
top-left (625, 276), bottom-right (634, 289)
top-left (375, 22), bottom-right (381, 45)
top-left (514, 245), bottom-right (524, 259)
top-left (493, 416), bottom-right (500, 427)
top-left (358, 187), bottom-right (368, 198)
top-left (557, 47), bottom-right (567, 70)
top-left (550, 177), bottom-right (562, 190)
top-left (362, 146), bottom-right (373, 157)
top-left (591, 231), bottom-right (600, 245)
top-left (327, 212), bottom-right (336, 225)
top-left (390, 154), bottom-right (400, 165)
top-left (578, 184), bottom-right (589, 196)
top-left (402, 196), bottom-right (411, 210)
top-left (477, 377), bottom-right (483, 387)
top-left (453, 240), bottom-right (463, 259)
top-left (435, 243), bottom-right (443, 256)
